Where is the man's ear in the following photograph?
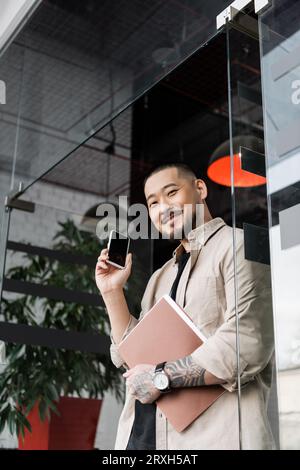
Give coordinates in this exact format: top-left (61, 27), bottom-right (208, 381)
top-left (194, 179), bottom-right (207, 200)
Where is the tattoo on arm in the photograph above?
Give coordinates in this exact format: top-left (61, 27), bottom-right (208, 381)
top-left (165, 356), bottom-right (206, 388)
top-left (129, 371), bottom-right (156, 403)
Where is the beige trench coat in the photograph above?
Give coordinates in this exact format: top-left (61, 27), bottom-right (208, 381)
top-left (109, 217), bottom-right (275, 450)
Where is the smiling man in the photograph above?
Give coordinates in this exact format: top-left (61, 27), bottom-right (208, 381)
top-left (95, 163), bottom-right (275, 450)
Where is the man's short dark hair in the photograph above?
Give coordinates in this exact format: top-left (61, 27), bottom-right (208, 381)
top-left (143, 163), bottom-right (197, 188)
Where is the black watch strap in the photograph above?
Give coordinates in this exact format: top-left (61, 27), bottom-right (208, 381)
top-left (155, 361), bottom-right (167, 373)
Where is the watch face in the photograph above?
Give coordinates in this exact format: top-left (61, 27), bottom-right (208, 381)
top-left (153, 372), bottom-right (169, 390)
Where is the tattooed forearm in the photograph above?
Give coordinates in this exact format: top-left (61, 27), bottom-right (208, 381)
top-left (165, 356), bottom-right (206, 388)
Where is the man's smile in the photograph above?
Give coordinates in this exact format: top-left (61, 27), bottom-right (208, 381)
top-left (161, 209), bottom-right (183, 225)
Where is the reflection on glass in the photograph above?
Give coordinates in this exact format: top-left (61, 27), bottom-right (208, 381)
top-left (227, 17), bottom-right (278, 449)
top-left (260, 0), bottom-right (300, 450)
top-left (0, 0), bottom-right (234, 195)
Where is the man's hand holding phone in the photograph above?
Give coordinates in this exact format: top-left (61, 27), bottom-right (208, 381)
top-left (95, 241), bottom-right (132, 296)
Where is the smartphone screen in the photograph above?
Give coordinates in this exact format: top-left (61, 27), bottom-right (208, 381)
top-left (107, 230), bottom-right (130, 269)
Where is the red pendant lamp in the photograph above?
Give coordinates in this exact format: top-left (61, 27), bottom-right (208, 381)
top-left (207, 135), bottom-right (267, 187)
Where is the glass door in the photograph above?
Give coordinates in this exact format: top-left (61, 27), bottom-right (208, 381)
top-left (226, 7), bottom-right (279, 449)
top-left (258, 0), bottom-right (300, 450)
top-left (1, 26), bottom-right (242, 450)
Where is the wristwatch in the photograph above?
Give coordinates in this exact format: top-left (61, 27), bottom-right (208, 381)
top-left (152, 362), bottom-right (171, 393)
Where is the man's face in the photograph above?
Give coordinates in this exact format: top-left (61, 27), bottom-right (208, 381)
top-left (144, 168), bottom-right (205, 240)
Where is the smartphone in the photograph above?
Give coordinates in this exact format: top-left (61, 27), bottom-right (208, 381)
top-left (107, 230), bottom-right (130, 269)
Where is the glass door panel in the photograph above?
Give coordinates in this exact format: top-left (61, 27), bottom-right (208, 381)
top-left (226, 9), bottom-right (279, 449)
top-left (259, 0), bottom-right (300, 450)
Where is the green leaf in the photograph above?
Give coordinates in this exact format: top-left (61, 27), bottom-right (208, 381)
top-left (25, 398), bottom-right (37, 415)
top-left (15, 408), bottom-right (32, 433)
top-left (19, 423), bottom-right (26, 441)
top-left (38, 400), bottom-right (48, 422)
top-left (7, 410), bottom-right (16, 435)
top-left (0, 405), bottom-right (10, 433)
top-left (46, 383), bottom-right (60, 402)
top-left (44, 396), bottom-right (60, 417)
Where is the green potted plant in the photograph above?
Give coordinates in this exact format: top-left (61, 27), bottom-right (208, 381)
top-left (0, 219), bottom-right (144, 449)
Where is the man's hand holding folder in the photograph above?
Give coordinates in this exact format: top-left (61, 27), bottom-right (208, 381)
top-left (118, 295), bottom-right (226, 432)
top-left (123, 364), bottom-right (161, 404)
